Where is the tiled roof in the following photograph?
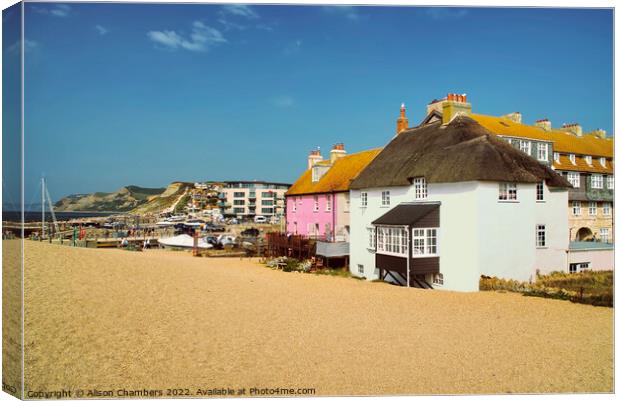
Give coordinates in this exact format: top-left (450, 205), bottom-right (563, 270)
top-left (470, 114), bottom-right (614, 158)
top-left (286, 148), bottom-right (382, 196)
top-left (553, 155), bottom-right (614, 174)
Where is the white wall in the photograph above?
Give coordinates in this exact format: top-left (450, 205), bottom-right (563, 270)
top-left (568, 249), bottom-right (614, 271)
top-left (350, 181), bottom-right (569, 292)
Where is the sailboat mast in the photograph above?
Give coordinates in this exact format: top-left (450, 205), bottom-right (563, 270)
top-left (41, 177), bottom-right (45, 238)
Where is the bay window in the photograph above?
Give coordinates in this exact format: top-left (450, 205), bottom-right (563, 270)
top-left (412, 228), bottom-right (438, 257)
top-left (375, 226), bottom-right (408, 257)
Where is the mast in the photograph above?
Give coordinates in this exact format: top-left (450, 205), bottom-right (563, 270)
top-left (41, 177), bottom-right (45, 238)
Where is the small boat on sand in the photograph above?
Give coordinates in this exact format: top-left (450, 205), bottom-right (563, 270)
top-left (158, 234), bottom-right (213, 250)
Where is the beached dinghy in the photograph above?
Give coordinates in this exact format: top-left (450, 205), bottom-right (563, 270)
top-left (158, 234), bottom-right (213, 250)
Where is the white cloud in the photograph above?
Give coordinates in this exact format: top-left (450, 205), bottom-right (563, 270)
top-left (221, 4), bottom-right (259, 19)
top-left (94, 25), bottom-right (108, 35)
top-left (272, 95), bottom-right (295, 108)
top-left (32, 4), bottom-right (72, 17)
top-left (426, 8), bottom-right (469, 20)
top-left (218, 18), bottom-right (247, 31)
top-left (147, 21), bottom-right (227, 52)
top-left (7, 39), bottom-right (38, 53)
top-left (322, 5), bottom-right (360, 21)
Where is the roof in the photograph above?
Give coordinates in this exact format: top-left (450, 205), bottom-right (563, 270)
top-left (569, 241), bottom-right (614, 251)
top-left (286, 148), bottom-right (381, 196)
top-left (350, 116), bottom-right (572, 190)
top-left (553, 154), bottom-right (614, 174)
top-left (316, 241), bottom-right (350, 257)
top-left (372, 203), bottom-right (440, 226)
top-left (469, 114), bottom-right (613, 158)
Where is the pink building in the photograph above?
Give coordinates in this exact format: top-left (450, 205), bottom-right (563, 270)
top-left (285, 144), bottom-right (380, 242)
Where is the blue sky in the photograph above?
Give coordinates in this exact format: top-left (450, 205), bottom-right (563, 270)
top-left (12, 3), bottom-right (615, 202)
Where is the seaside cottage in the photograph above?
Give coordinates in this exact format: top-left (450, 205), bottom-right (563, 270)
top-left (285, 144), bottom-right (380, 260)
top-left (349, 107), bottom-right (572, 292)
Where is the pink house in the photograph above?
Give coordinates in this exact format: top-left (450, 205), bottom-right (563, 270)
top-left (285, 144), bottom-right (380, 242)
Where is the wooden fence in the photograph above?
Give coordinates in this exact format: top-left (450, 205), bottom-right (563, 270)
top-left (265, 232), bottom-right (318, 259)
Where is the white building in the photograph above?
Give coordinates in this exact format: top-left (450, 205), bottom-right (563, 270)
top-left (219, 181), bottom-right (291, 219)
top-left (349, 110), bottom-right (571, 292)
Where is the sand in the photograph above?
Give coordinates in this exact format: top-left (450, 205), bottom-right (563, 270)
top-left (16, 241), bottom-right (613, 396)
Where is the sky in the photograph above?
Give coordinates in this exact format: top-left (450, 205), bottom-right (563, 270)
top-left (4, 3), bottom-right (615, 203)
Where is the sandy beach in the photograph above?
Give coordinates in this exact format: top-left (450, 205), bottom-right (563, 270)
top-left (16, 240), bottom-right (613, 395)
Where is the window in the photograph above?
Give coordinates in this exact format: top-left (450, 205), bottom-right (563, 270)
top-left (261, 207), bottom-right (273, 214)
top-left (325, 223), bottom-right (331, 240)
top-left (313, 195), bottom-right (319, 212)
top-left (357, 264), bottom-right (364, 274)
top-left (233, 207), bottom-right (244, 214)
top-left (536, 225), bottom-right (546, 248)
top-left (600, 228), bottom-right (609, 243)
top-left (585, 155), bottom-right (592, 166)
top-left (572, 201), bottom-right (581, 216)
top-left (261, 199), bottom-right (273, 206)
top-left (600, 157), bottom-right (607, 167)
top-left (367, 227), bottom-right (375, 250)
top-left (376, 226), bottom-right (409, 257)
top-left (360, 192), bottom-right (368, 207)
top-left (261, 191), bottom-right (274, 198)
top-left (607, 176), bottom-right (614, 190)
top-left (537, 143), bottom-right (548, 161)
top-left (567, 172), bottom-right (580, 188)
top-left (591, 174), bottom-right (603, 189)
top-left (603, 202), bottom-right (611, 216)
top-left (293, 221), bottom-right (297, 234)
top-left (325, 195), bottom-right (332, 212)
top-left (412, 228), bottom-right (438, 257)
top-left (589, 201), bottom-right (597, 216)
top-left (413, 177), bottom-right (427, 200)
top-left (234, 192), bottom-right (245, 198)
top-left (233, 199), bottom-right (245, 205)
top-left (569, 262), bottom-right (590, 273)
top-left (381, 191), bottom-right (390, 206)
top-left (344, 193), bottom-right (350, 212)
top-left (569, 154), bottom-right (576, 164)
top-left (499, 183), bottom-right (517, 201)
top-left (519, 140), bottom-right (531, 155)
top-left (291, 198), bottom-right (297, 212)
top-left (553, 152), bottom-right (560, 163)
top-left (432, 273), bottom-right (444, 286)
top-left (312, 167), bottom-right (319, 182)
top-left (536, 182), bottom-right (544, 201)
top-left (314, 223), bottom-right (320, 236)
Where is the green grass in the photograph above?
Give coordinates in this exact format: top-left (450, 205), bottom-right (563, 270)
top-left (480, 270), bottom-right (613, 307)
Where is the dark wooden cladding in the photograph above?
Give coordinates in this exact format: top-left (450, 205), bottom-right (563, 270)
top-left (376, 253), bottom-right (407, 274)
top-left (411, 208), bottom-right (439, 228)
top-left (410, 257), bottom-right (439, 274)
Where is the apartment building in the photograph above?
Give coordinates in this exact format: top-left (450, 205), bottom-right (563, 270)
top-left (219, 181), bottom-right (291, 219)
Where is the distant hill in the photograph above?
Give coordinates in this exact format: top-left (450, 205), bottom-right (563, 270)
top-left (130, 182), bottom-right (194, 214)
top-left (54, 185), bottom-right (167, 212)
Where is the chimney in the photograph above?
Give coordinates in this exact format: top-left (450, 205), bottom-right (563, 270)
top-left (426, 98), bottom-right (446, 115)
top-left (396, 103), bottom-right (409, 134)
top-left (442, 93), bottom-right (471, 124)
top-left (307, 148), bottom-right (323, 170)
top-left (588, 128), bottom-right (607, 139)
top-left (330, 143), bottom-right (346, 164)
top-left (535, 118), bottom-right (552, 131)
top-left (502, 112), bottom-right (522, 124)
top-left (560, 123), bottom-right (583, 137)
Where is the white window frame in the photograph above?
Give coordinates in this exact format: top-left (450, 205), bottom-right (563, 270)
top-left (572, 201), bottom-right (581, 216)
top-left (311, 167), bottom-right (319, 183)
top-left (360, 192), bottom-right (368, 208)
top-left (313, 195), bottom-right (319, 212)
top-left (357, 264), bottom-right (364, 274)
top-left (591, 174), bottom-right (603, 189)
top-left (553, 152), bottom-right (560, 163)
top-left (325, 194), bottom-right (332, 212)
top-left (411, 227), bottom-right (439, 258)
top-left (607, 176), bottom-right (614, 190)
top-left (381, 191), bottom-right (390, 207)
top-left (519, 140), bottom-right (531, 155)
top-left (600, 228), bottom-right (609, 243)
top-left (602, 202), bottom-right (611, 216)
top-left (567, 172), bottom-right (580, 188)
top-left (588, 201), bottom-right (597, 216)
top-left (291, 198), bottom-right (297, 213)
top-left (432, 273), bottom-right (444, 286)
top-left (375, 226), bottom-right (409, 257)
top-left (367, 227), bottom-right (375, 250)
top-left (536, 181), bottom-right (544, 201)
top-left (413, 177), bottom-right (427, 200)
top-left (585, 155), bottom-right (592, 166)
top-left (600, 157), bottom-right (607, 167)
top-left (536, 224), bottom-right (546, 248)
top-left (537, 143), bottom-right (548, 161)
top-left (499, 182), bottom-right (518, 201)
top-left (569, 154), bottom-right (576, 165)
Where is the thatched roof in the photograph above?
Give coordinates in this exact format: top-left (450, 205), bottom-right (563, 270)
top-left (350, 116), bottom-right (571, 190)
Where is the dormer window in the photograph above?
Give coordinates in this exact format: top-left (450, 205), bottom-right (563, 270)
top-left (312, 167), bottom-right (319, 183)
top-left (537, 143), bottom-right (548, 161)
top-left (585, 155), bottom-right (592, 166)
top-left (553, 152), bottom-right (560, 163)
top-left (569, 154), bottom-right (576, 165)
top-left (600, 157), bottom-right (607, 167)
top-left (519, 140), bottom-right (531, 156)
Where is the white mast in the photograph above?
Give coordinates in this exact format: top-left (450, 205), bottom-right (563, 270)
top-left (41, 177), bottom-right (45, 238)
top-left (45, 185), bottom-right (59, 235)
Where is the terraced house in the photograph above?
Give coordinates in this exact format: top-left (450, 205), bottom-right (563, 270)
top-left (422, 94), bottom-right (614, 244)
